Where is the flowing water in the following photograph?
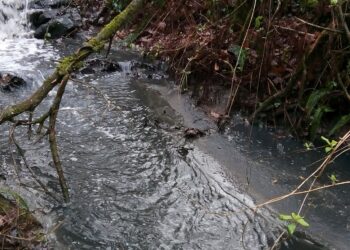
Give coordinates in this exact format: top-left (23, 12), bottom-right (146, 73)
top-left (0, 2), bottom-right (349, 250)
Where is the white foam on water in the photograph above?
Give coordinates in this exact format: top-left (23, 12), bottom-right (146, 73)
top-left (0, 0), bottom-right (29, 39)
top-left (0, 0), bottom-right (58, 72)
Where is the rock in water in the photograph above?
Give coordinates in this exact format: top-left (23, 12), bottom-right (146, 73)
top-left (0, 73), bottom-right (26, 92)
top-left (29, 0), bottom-right (69, 9)
top-left (184, 128), bottom-right (206, 139)
top-left (29, 10), bottom-right (58, 28)
top-left (33, 9), bottom-right (82, 39)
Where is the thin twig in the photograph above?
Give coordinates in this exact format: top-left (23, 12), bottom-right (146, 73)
top-left (295, 16), bottom-right (343, 34)
top-left (48, 75), bottom-right (70, 202)
top-left (337, 4), bottom-right (350, 43)
top-left (256, 131), bottom-right (350, 209)
top-left (9, 123), bottom-right (60, 202)
top-left (337, 73), bottom-right (350, 102)
top-left (225, 0), bottom-right (258, 116)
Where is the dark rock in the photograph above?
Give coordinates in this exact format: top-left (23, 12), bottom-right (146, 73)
top-left (128, 60), bottom-right (168, 80)
top-left (34, 18), bottom-right (73, 39)
top-left (29, 0), bottom-right (69, 9)
top-left (131, 61), bottom-right (157, 71)
top-left (33, 10), bottom-right (81, 39)
top-left (0, 73), bottom-right (27, 92)
top-left (29, 10), bottom-right (58, 27)
top-left (28, 10), bottom-right (43, 26)
top-left (81, 59), bottom-right (121, 74)
top-left (184, 128), bottom-right (205, 139)
top-left (102, 61), bottom-right (120, 73)
top-left (177, 146), bottom-right (193, 157)
top-left (80, 67), bottom-right (96, 75)
top-left (0, 10), bottom-right (7, 23)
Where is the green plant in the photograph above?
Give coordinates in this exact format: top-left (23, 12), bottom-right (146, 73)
top-left (321, 136), bottom-right (338, 153)
top-left (304, 141), bottom-right (314, 150)
top-left (254, 16), bottom-right (263, 29)
top-left (301, 0), bottom-right (319, 8)
top-left (309, 106), bottom-right (333, 140)
top-left (228, 44), bottom-right (247, 72)
top-left (328, 114), bottom-right (350, 136)
top-left (330, 0), bottom-right (338, 5)
top-left (180, 56), bottom-right (196, 92)
top-left (279, 212), bottom-right (310, 235)
top-left (329, 174), bottom-right (338, 185)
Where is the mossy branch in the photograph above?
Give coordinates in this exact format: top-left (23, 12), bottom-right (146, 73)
top-left (0, 0), bottom-right (145, 202)
top-left (0, 0), bottom-right (144, 125)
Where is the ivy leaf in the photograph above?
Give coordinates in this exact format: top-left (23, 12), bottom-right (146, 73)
top-left (321, 136), bottom-right (331, 145)
top-left (291, 213), bottom-right (309, 227)
top-left (321, 136), bottom-right (337, 153)
top-left (330, 140), bottom-right (337, 147)
top-left (279, 214), bottom-right (292, 221)
top-left (296, 218), bottom-right (310, 227)
top-left (254, 16), bottom-right (264, 29)
top-left (329, 174), bottom-right (338, 185)
top-left (228, 45), bottom-right (247, 72)
top-left (291, 212), bottom-right (301, 220)
top-left (330, 0), bottom-right (338, 5)
top-left (304, 142), bottom-right (313, 150)
top-left (287, 223), bottom-right (297, 235)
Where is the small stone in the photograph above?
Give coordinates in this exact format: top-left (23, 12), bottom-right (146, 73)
top-left (184, 128), bottom-right (205, 139)
top-left (0, 72), bottom-right (27, 92)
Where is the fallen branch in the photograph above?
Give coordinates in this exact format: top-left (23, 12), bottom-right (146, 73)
top-left (9, 124), bottom-right (60, 202)
top-left (255, 130), bottom-right (350, 209)
top-left (337, 73), bottom-right (350, 102)
top-left (337, 4), bottom-right (350, 43)
top-left (0, 0), bottom-right (145, 202)
top-left (295, 16), bottom-right (343, 34)
top-left (0, 0), bottom-right (144, 125)
top-left (48, 75), bottom-right (70, 202)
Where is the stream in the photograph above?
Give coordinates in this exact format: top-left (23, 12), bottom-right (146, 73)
top-left (0, 1), bottom-right (349, 249)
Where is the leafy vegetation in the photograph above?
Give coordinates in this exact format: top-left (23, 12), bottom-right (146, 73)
top-left (321, 136), bottom-right (338, 153)
top-left (112, 0), bottom-right (350, 139)
top-left (279, 212), bottom-right (310, 235)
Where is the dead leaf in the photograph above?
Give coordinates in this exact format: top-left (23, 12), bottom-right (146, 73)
top-left (214, 62), bottom-right (219, 71)
top-left (157, 22), bottom-right (166, 31)
top-left (210, 111), bottom-right (221, 119)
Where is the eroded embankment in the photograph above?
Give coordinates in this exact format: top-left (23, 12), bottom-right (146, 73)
top-left (114, 0), bottom-right (350, 141)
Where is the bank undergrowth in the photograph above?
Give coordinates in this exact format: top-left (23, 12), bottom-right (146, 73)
top-left (113, 0), bottom-right (350, 140)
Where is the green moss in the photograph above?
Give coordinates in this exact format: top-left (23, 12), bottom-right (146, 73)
top-left (87, 38), bottom-right (105, 52)
top-left (58, 56), bottom-right (76, 75)
top-left (57, 55), bottom-right (84, 75)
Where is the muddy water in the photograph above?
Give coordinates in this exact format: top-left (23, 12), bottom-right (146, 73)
top-left (0, 2), bottom-right (349, 250)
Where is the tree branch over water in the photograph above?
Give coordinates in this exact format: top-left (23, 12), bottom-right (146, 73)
top-left (0, 0), bottom-right (144, 201)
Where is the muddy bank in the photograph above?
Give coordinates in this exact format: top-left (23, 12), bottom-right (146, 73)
top-left (115, 0), bottom-right (350, 141)
top-left (132, 75), bottom-right (350, 250)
